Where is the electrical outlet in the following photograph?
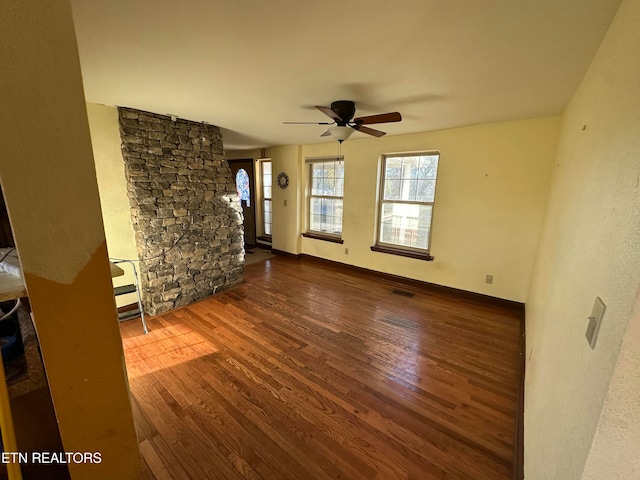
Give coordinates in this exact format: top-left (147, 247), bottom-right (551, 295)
top-left (345, 247), bottom-right (349, 255)
top-left (485, 274), bottom-right (493, 284)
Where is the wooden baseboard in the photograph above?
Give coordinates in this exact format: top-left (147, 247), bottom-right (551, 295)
top-left (271, 249), bottom-right (301, 259)
top-left (299, 254), bottom-right (525, 312)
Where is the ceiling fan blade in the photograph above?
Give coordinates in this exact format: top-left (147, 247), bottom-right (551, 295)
top-left (316, 105), bottom-right (342, 122)
top-left (283, 121), bottom-right (334, 124)
top-left (353, 125), bottom-right (386, 137)
top-left (320, 130), bottom-right (332, 137)
top-left (353, 112), bottom-right (402, 125)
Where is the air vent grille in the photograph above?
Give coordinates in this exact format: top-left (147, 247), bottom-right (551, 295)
top-left (391, 289), bottom-right (415, 298)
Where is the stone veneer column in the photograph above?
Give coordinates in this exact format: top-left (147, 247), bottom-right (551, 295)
top-left (118, 107), bottom-right (244, 315)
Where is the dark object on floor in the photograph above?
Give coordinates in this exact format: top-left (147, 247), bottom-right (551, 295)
top-left (0, 301), bottom-right (24, 361)
top-left (1, 336), bottom-right (19, 361)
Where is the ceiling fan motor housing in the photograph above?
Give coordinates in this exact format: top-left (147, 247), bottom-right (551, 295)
top-left (331, 100), bottom-right (356, 124)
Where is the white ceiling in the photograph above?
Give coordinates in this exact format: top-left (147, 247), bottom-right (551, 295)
top-left (71, 0), bottom-right (622, 151)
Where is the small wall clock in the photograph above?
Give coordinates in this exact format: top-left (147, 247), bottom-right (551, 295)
top-left (277, 172), bottom-right (289, 189)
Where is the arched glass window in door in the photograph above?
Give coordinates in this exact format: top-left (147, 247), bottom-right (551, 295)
top-left (236, 168), bottom-right (250, 207)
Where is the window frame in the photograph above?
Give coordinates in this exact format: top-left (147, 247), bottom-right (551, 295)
top-left (372, 151), bottom-right (440, 260)
top-left (303, 155), bottom-right (345, 243)
top-left (257, 158), bottom-right (272, 240)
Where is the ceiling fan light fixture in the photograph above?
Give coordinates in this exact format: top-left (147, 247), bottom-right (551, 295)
top-left (328, 126), bottom-right (354, 143)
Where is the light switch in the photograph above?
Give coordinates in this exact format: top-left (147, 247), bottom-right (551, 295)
top-left (585, 297), bottom-right (606, 349)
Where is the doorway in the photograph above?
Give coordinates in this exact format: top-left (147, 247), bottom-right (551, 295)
top-left (228, 159), bottom-right (256, 247)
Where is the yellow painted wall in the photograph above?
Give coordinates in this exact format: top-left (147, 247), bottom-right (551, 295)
top-left (87, 103), bottom-right (139, 307)
top-left (0, 1), bottom-right (141, 479)
top-left (272, 116), bottom-right (560, 302)
top-left (525, 0), bottom-right (640, 478)
top-left (271, 144), bottom-right (303, 254)
top-left (582, 294), bottom-right (640, 479)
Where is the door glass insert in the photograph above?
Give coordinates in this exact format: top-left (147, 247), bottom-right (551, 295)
top-left (236, 168), bottom-right (250, 207)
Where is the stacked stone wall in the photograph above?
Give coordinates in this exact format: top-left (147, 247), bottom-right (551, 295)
top-left (118, 107), bottom-right (244, 315)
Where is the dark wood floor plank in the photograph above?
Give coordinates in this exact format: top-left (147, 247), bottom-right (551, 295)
top-left (121, 256), bottom-right (521, 479)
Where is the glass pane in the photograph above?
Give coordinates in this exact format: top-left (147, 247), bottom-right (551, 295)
top-left (380, 223), bottom-right (394, 244)
top-left (416, 180), bottom-right (436, 202)
top-left (401, 156), bottom-right (419, 179)
top-left (384, 155), bottom-right (435, 201)
top-left (310, 197), bottom-right (342, 234)
top-left (312, 163), bottom-right (324, 176)
top-left (310, 214), bottom-right (322, 231)
top-left (418, 205), bottom-right (432, 227)
top-left (414, 227), bottom-right (429, 248)
top-left (384, 179), bottom-right (401, 200)
top-left (385, 158), bottom-right (402, 179)
top-left (235, 168), bottom-right (250, 207)
top-left (312, 177), bottom-right (323, 196)
top-left (418, 155), bottom-right (438, 179)
top-left (263, 161), bottom-right (272, 194)
top-left (400, 179), bottom-right (417, 201)
top-left (379, 202), bottom-right (431, 249)
top-left (323, 175), bottom-right (336, 195)
top-left (332, 198), bottom-right (344, 218)
top-left (310, 160), bottom-right (344, 198)
top-left (263, 199), bottom-right (272, 237)
top-left (311, 197), bottom-right (322, 214)
top-left (323, 163), bottom-right (336, 180)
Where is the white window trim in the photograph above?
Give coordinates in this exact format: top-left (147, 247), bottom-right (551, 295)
top-left (373, 151), bottom-right (440, 259)
top-left (304, 155), bottom-right (345, 241)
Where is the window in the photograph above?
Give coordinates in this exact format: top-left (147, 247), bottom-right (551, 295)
top-left (261, 160), bottom-right (272, 236)
top-left (235, 168), bottom-right (250, 207)
top-left (373, 152), bottom-right (439, 259)
top-left (304, 156), bottom-right (344, 242)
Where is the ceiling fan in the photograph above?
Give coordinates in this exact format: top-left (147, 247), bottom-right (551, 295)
top-left (284, 100), bottom-right (402, 142)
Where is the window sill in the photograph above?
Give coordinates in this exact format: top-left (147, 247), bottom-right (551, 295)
top-left (370, 244), bottom-right (434, 261)
top-left (302, 232), bottom-right (344, 244)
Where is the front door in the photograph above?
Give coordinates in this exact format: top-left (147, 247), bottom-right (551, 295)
top-left (228, 159), bottom-right (256, 247)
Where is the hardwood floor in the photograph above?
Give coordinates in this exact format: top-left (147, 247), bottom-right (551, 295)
top-left (121, 256), bottom-right (521, 479)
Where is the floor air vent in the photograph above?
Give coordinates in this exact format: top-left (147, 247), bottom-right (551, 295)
top-left (391, 289), bottom-right (415, 298)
